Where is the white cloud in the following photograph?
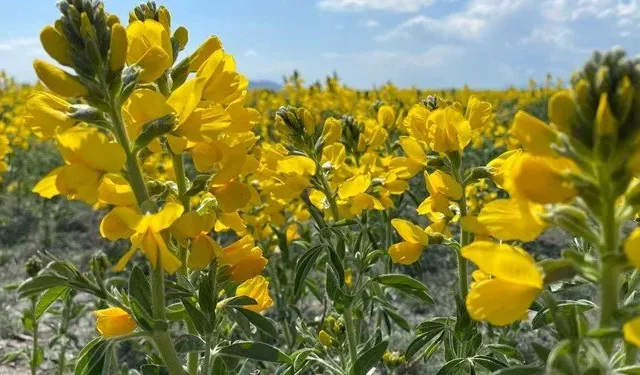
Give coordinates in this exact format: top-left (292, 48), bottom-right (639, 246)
top-left (361, 19), bottom-right (380, 28)
top-left (244, 49), bottom-right (258, 57)
top-left (376, 0), bottom-right (528, 41)
top-left (317, 0), bottom-right (436, 13)
top-left (519, 24), bottom-right (575, 47)
top-left (321, 44), bottom-right (465, 69)
top-left (0, 38), bottom-right (39, 50)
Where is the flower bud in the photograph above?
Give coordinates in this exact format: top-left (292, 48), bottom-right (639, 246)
top-left (109, 23), bottom-right (127, 72)
top-left (548, 91), bottom-right (576, 134)
top-left (25, 255), bottom-right (43, 278)
top-left (40, 26), bottom-right (72, 67)
top-left (594, 66), bottom-right (611, 94)
top-left (545, 205), bottom-right (597, 243)
top-left (318, 330), bottom-right (334, 347)
top-left (573, 79), bottom-right (595, 123)
top-left (174, 26), bottom-right (188, 51)
top-left (594, 93), bottom-right (617, 161)
top-left (614, 75), bottom-right (634, 124)
top-left (158, 6), bottom-right (171, 31)
top-left (106, 14), bottom-right (120, 27)
top-left (33, 59), bottom-right (88, 97)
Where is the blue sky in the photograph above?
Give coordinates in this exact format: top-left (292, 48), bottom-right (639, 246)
top-left (1, 0), bottom-right (639, 89)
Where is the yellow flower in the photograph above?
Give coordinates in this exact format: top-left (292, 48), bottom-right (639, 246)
top-left (465, 95), bottom-right (492, 130)
top-left (624, 227), bottom-right (640, 269)
top-left (33, 128), bottom-right (126, 204)
top-left (219, 235), bottom-right (267, 282)
top-left (478, 198), bottom-right (548, 242)
top-left (235, 275), bottom-right (273, 313)
top-left (170, 211), bottom-right (217, 244)
top-left (276, 155), bottom-right (316, 176)
top-left (318, 330), bottom-right (334, 347)
top-left (399, 136), bottom-right (428, 166)
top-left (425, 170), bottom-right (462, 201)
top-left (338, 173), bottom-right (371, 199)
top-left (623, 316), bottom-right (640, 347)
top-left (197, 50), bottom-right (247, 104)
top-left (33, 59), bottom-right (88, 97)
top-left (188, 232), bottom-right (221, 270)
top-left (107, 202), bottom-right (184, 274)
top-left (510, 111), bottom-right (557, 157)
top-left (388, 219), bottom-right (428, 265)
top-left (98, 173), bottom-right (136, 206)
top-left (462, 241), bottom-right (543, 326)
top-left (188, 36), bottom-right (223, 72)
top-left (428, 107), bottom-right (472, 153)
top-left (22, 92), bottom-right (75, 139)
top-left (94, 307), bottom-right (137, 337)
top-left (509, 153), bottom-right (577, 204)
top-left (126, 20), bottom-right (173, 83)
top-left (377, 105), bottom-right (395, 128)
top-left (322, 117), bottom-right (343, 144)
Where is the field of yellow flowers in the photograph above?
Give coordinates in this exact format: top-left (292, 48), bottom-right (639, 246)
top-left (1, 1), bottom-right (640, 374)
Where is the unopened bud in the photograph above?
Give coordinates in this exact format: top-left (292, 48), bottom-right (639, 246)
top-left (33, 59), bottom-right (88, 97)
top-left (25, 256), bottom-right (43, 278)
top-left (174, 26), bottom-right (188, 51)
top-left (594, 66), bottom-right (611, 94)
top-left (158, 6), bottom-right (171, 30)
top-left (318, 330), bottom-right (334, 347)
top-left (106, 14), bottom-right (120, 28)
top-left (594, 93), bottom-right (617, 161)
top-left (573, 79), bottom-right (595, 123)
top-left (614, 75), bottom-right (634, 124)
top-left (109, 23), bottom-right (127, 72)
top-left (40, 26), bottom-right (72, 67)
top-left (546, 205), bottom-right (598, 244)
top-left (548, 91), bottom-right (576, 134)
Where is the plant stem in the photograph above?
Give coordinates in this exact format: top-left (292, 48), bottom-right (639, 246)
top-left (202, 334), bottom-right (212, 375)
top-left (30, 297), bottom-right (39, 375)
top-left (152, 332), bottom-right (186, 375)
top-left (625, 341), bottom-right (638, 365)
top-left (172, 153), bottom-right (190, 211)
top-left (343, 305), bottom-right (358, 366)
top-left (56, 293), bottom-right (73, 375)
top-left (107, 97), bottom-right (150, 206)
top-left (455, 158), bottom-right (470, 299)
top-left (320, 170), bottom-right (340, 221)
top-left (598, 168), bottom-right (620, 354)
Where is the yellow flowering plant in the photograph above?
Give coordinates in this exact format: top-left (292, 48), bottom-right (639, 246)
top-left (17, 1), bottom-right (283, 374)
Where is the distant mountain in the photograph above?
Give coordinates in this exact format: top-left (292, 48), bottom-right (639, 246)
top-left (250, 80), bottom-right (282, 90)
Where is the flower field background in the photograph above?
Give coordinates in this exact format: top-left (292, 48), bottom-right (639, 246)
top-left (1, 1), bottom-right (640, 374)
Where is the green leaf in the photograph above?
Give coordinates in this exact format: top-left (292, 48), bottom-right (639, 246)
top-left (372, 274), bottom-right (434, 304)
top-left (186, 174), bottom-right (211, 196)
top-left (217, 341), bottom-right (291, 364)
top-left (293, 245), bottom-right (324, 300)
top-left (232, 307), bottom-right (278, 338)
top-left (0, 350), bottom-right (26, 364)
top-left (406, 329), bottom-right (445, 360)
top-left (35, 285), bottom-right (68, 320)
top-left (182, 299), bottom-right (212, 335)
top-left (616, 365), bottom-right (640, 374)
top-left (30, 346), bottom-right (44, 369)
top-left (485, 343), bottom-right (524, 362)
top-left (349, 340), bottom-right (388, 375)
top-left (383, 307), bottom-right (410, 332)
top-left (327, 245), bottom-right (345, 286)
top-left (224, 296), bottom-right (258, 307)
top-left (539, 259), bottom-right (577, 284)
top-left (133, 114), bottom-right (176, 152)
top-left (174, 334), bottom-right (206, 353)
top-left (471, 355), bottom-right (507, 371)
top-left (212, 356), bottom-right (227, 374)
top-left (18, 275), bottom-right (68, 298)
top-left (74, 337), bottom-right (110, 375)
top-left (436, 358), bottom-right (469, 375)
top-left (492, 366), bottom-right (545, 375)
top-left (129, 267), bottom-right (152, 316)
top-left (587, 327), bottom-right (622, 339)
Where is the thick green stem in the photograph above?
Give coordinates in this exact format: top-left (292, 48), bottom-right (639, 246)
top-left (343, 305), bottom-right (358, 366)
top-left (455, 157), bottom-right (470, 299)
top-left (152, 333), bottom-right (185, 375)
top-left (202, 334), bottom-right (212, 375)
top-left (598, 169), bottom-right (620, 354)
